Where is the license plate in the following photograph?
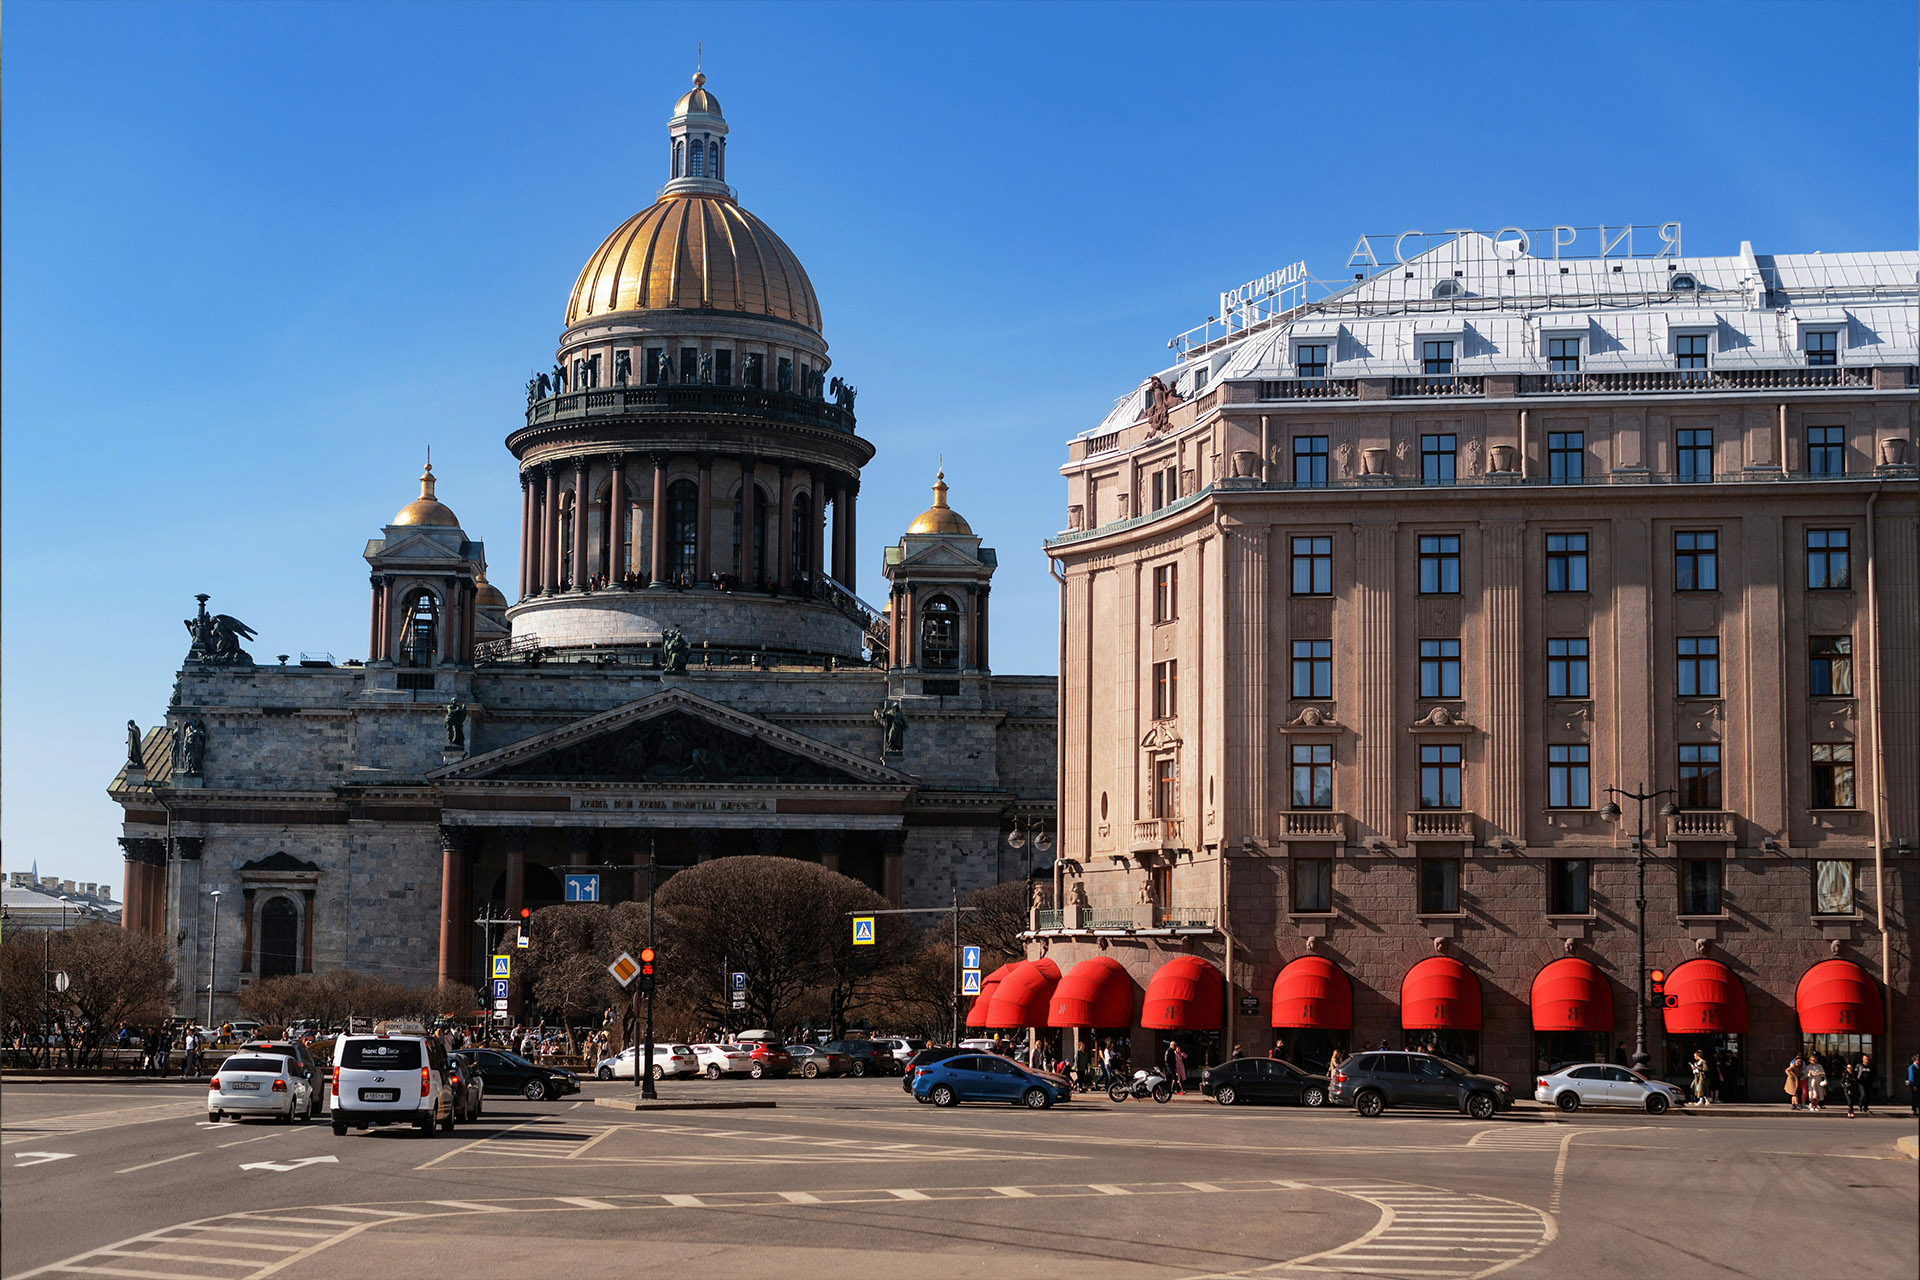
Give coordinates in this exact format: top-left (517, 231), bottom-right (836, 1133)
top-left (229, 1082), bottom-right (260, 1091)
top-left (359, 1089), bottom-right (399, 1102)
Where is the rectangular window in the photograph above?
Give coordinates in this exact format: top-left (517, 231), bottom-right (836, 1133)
top-left (1805, 330), bottom-right (1838, 367)
top-left (1676, 332), bottom-right (1710, 379)
top-left (1294, 436), bottom-right (1329, 488)
top-left (1814, 860), bottom-right (1855, 915)
top-left (1546, 532), bottom-right (1589, 592)
top-left (1548, 431), bottom-right (1584, 483)
top-left (1807, 425), bottom-right (1844, 475)
top-left (1153, 756), bottom-right (1178, 819)
top-left (1152, 563), bottom-right (1179, 623)
top-left (714, 349), bottom-right (732, 386)
top-left (1548, 335), bottom-right (1581, 380)
top-left (1418, 535), bottom-right (1460, 593)
top-left (1421, 434), bottom-right (1457, 485)
top-left (1677, 427), bottom-right (1713, 479)
top-left (1151, 469), bottom-right (1166, 512)
top-left (1678, 744), bottom-right (1722, 809)
top-left (1677, 637), bottom-right (1720, 697)
top-left (1419, 639), bottom-right (1461, 699)
top-left (1293, 857), bottom-right (1333, 913)
top-left (1809, 635), bottom-right (1852, 696)
top-left (1681, 858), bottom-right (1722, 915)
top-left (1547, 638), bottom-right (1589, 697)
top-left (1292, 639), bottom-right (1332, 699)
top-left (1548, 744), bottom-right (1590, 809)
top-left (1291, 536), bottom-right (1332, 595)
top-left (1808, 529), bottom-right (1851, 589)
top-left (1811, 744), bottom-right (1855, 808)
top-left (1291, 744), bottom-right (1333, 810)
top-left (680, 347), bottom-right (700, 384)
top-left (1420, 858), bottom-right (1461, 914)
top-left (1674, 531), bottom-right (1718, 591)
top-left (1422, 339), bottom-right (1455, 376)
top-left (1549, 859), bottom-right (1590, 915)
top-left (1152, 660), bottom-right (1178, 720)
top-left (1296, 344), bottom-right (1328, 379)
top-left (1419, 744), bottom-right (1462, 810)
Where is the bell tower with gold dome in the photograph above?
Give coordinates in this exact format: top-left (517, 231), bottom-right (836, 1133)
top-left (508, 71), bottom-right (877, 662)
top-left (364, 461), bottom-right (487, 666)
top-left (881, 467), bottom-right (998, 683)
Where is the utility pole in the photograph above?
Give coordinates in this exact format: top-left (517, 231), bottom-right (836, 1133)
top-left (1602, 784), bottom-right (1678, 1073)
top-left (847, 902), bottom-right (978, 1046)
top-left (206, 890), bottom-right (223, 1031)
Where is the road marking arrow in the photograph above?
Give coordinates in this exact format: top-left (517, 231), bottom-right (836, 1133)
top-left (14, 1152), bottom-right (76, 1166)
top-left (239, 1155), bottom-right (340, 1173)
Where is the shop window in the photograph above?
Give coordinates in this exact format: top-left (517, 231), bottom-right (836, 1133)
top-left (1549, 858), bottom-right (1590, 915)
top-left (1420, 858), bottom-right (1460, 914)
top-left (1293, 857), bottom-right (1333, 913)
top-left (1419, 639), bottom-right (1460, 699)
top-left (1807, 529), bottom-right (1850, 589)
top-left (1419, 745), bottom-right (1462, 810)
top-left (1546, 532), bottom-right (1588, 592)
top-left (1418, 535), bottom-right (1460, 593)
top-left (1681, 858), bottom-right (1722, 915)
top-left (1810, 744), bottom-right (1854, 808)
top-left (1547, 638), bottom-right (1589, 697)
top-left (1809, 636), bottom-right (1852, 696)
top-left (1677, 637), bottom-right (1720, 697)
top-left (1679, 744), bottom-right (1722, 809)
top-left (1292, 639), bottom-right (1331, 698)
top-left (1548, 745), bottom-right (1590, 809)
top-left (1291, 744), bottom-right (1333, 810)
top-left (1814, 860), bottom-right (1855, 915)
top-left (1291, 537), bottom-right (1333, 595)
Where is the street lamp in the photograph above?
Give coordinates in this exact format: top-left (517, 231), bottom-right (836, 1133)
top-left (1601, 784), bottom-right (1679, 1074)
top-left (206, 890), bottom-right (223, 1031)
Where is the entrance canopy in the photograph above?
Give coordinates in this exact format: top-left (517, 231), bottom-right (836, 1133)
top-left (1795, 958), bottom-right (1884, 1036)
top-left (1401, 956), bottom-right (1482, 1031)
top-left (1141, 955), bottom-right (1222, 1031)
top-left (1529, 957), bottom-right (1614, 1032)
top-left (980, 957), bottom-right (1061, 1028)
top-left (1271, 956), bottom-right (1353, 1029)
top-left (1663, 958), bottom-right (1749, 1034)
top-left (1048, 955), bottom-right (1136, 1028)
top-left (966, 963), bottom-right (1017, 1028)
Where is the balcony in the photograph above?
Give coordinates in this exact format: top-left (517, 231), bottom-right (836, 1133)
top-left (1391, 375), bottom-right (1485, 398)
top-left (1131, 819), bottom-right (1183, 853)
top-left (519, 384), bottom-right (858, 436)
top-left (1669, 810), bottom-right (1736, 840)
top-left (1407, 811), bottom-right (1476, 842)
top-left (1257, 378), bottom-right (1360, 401)
top-left (1085, 907), bottom-right (1135, 930)
top-left (1161, 905), bottom-right (1218, 930)
top-left (1280, 810), bottom-right (1348, 843)
top-left (1033, 908), bottom-right (1065, 931)
top-left (1517, 366), bottom-right (1873, 396)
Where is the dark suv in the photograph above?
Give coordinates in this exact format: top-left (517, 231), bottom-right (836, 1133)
top-left (822, 1039), bottom-right (899, 1077)
top-left (1331, 1051), bottom-right (1512, 1118)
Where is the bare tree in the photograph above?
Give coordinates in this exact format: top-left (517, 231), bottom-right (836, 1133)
top-left (525, 905), bottom-right (615, 1050)
top-left (45, 925), bottom-right (178, 1067)
top-left (237, 975), bottom-right (310, 1027)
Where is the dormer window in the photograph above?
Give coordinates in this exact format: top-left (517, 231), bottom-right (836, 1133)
top-left (1805, 330), bottom-right (1839, 367)
top-left (1675, 332), bottom-right (1711, 383)
top-left (1670, 272), bottom-right (1698, 291)
top-left (1432, 278), bottom-right (1464, 300)
top-left (1547, 335), bottom-right (1581, 388)
top-left (1296, 344), bottom-right (1328, 379)
top-left (1421, 339), bottom-right (1454, 376)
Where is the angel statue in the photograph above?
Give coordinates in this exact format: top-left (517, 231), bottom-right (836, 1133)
top-left (184, 594), bottom-right (258, 666)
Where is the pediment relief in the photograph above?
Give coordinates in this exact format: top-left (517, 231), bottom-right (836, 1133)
top-left (372, 532), bottom-right (473, 563)
top-left (897, 542), bottom-right (986, 571)
top-left (1140, 721), bottom-right (1182, 750)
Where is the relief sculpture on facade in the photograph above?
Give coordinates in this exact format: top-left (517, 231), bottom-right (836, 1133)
top-left (496, 710), bottom-right (849, 784)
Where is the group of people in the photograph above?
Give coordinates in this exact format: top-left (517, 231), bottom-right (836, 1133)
top-left (1782, 1050), bottom-right (1878, 1116)
top-left (1680, 1046), bottom-right (1745, 1103)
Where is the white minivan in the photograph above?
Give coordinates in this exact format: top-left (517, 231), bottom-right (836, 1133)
top-left (330, 1030), bottom-right (454, 1136)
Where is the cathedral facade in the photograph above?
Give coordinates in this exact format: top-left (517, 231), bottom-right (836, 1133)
top-left (110, 76), bottom-right (1056, 1021)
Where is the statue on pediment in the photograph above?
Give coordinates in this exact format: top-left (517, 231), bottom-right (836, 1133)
top-left (127, 720), bottom-right (143, 767)
top-left (444, 701), bottom-right (468, 749)
top-left (875, 699), bottom-right (906, 754)
top-left (661, 626), bottom-right (690, 674)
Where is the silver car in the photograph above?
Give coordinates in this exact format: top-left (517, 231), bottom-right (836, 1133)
top-left (1534, 1063), bottom-right (1686, 1114)
top-left (209, 1053), bottom-right (316, 1123)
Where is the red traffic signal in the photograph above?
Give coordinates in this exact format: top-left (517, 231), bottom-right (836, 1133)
top-left (1649, 968), bottom-right (1667, 995)
top-left (638, 947), bottom-right (657, 992)
top-left (519, 907), bottom-right (531, 921)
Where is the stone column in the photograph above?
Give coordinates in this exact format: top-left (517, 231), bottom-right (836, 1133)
top-left (460, 580), bottom-right (476, 664)
top-left (808, 470), bottom-right (826, 584)
top-left (240, 888), bottom-right (257, 972)
top-left (301, 889), bottom-right (316, 973)
top-left (504, 829), bottom-right (527, 926)
top-left (438, 825), bottom-right (463, 988)
top-left (1482, 520), bottom-right (1526, 841)
top-left (880, 829), bottom-right (904, 906)
top-left (607, 454), bottom-right (626, 583)
top-left (376, 576), bottom-right (392, 661)
top-left (368, 576), bottom-right (382, 663)
top-left (889, 588), bottom-right (902, 670)
top-left (519, 474), bottom-right (534, 598)
top-left (901, 588), bottom-right (916, 670)
top-left (976, 586), bottom-right (991, 671)
top-left (739, 456), bottom-right (758, 584)
top-left (695, 454), bottom-right (714, 580)
top-left (844, 477), bottom-right (859, 593)
top-left (830, 480), bottom-right (848, 583)
top-left (816, 830), bottom-right (842, 876)
top-left (1354, 521), bottom-right (1397, 842)
top-left (572, 457), bottom-right (590, 588)
top-left (776, 462), bottom-right (796, 591)
top-left (542, 464), bottom-right (560, 592)
top-left (649, 453), bottom-right (669, 585)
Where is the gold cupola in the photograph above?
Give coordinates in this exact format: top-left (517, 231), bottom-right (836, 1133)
top-left (906, 468), bottom-right (973, 536)
top-left (391, 461), bottom-right (460, 528)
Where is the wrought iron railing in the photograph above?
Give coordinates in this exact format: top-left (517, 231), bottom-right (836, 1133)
top-left (1086, 908), bottom-right (1134, 929)
top-left (1033, 909), bottom-right (1065, 931)
top-left (1163, 905), bottom-right (1218, 928)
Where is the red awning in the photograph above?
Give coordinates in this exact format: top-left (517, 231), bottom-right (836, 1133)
top-left (1047, 956), bottom-right (1136, 1028)
top-left (1529, 957), bottom-right (1614, 1032)
top-left (1662, 959), bottom-right (1748, 1034)
top-left (965, 963), bottom-right (1016, 1028)
top-left (1795, 959), bottom-right (1884, 1036)
top-left (1271, 955), bottom-right (1353, 1029)
top-left (980, 957), bottom-right (1061, 1028)
top-left (1400, 957), bottom-right (1482, 1031)
top-left (1141, 955), bottom-right (1223, 1030)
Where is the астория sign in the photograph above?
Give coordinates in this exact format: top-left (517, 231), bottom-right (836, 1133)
top-left (1347, 223), bottom-right (1682, 268)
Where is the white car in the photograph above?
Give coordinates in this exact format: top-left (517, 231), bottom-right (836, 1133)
top-left (595, 1044), bottom-right (700, 1081)
top-left (1534, 1063), bottom-right (1687, 1114)
top-left (330, 1031), bottom-right (455, 1136)
top-left (958, 1038), bottom-right (1001, 1053)
top-left (692, 1043), bottom-right (756, 1078)
top-left (875, 1036), bottom-right (923, 1065)
top-left (209, 1052), bottom-right (317, 1123)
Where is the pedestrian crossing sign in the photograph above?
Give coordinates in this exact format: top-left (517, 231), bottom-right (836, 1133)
top-left (852, 916), bottom-right (876, 945)
top-left (491, 956), bottom-right (511, 979)
top-left (961, 970), bottom-right (982, 995)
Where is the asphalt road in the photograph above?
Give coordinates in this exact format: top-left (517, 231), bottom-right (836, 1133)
top-left (3, 1075), bottom-right (1914, 1279)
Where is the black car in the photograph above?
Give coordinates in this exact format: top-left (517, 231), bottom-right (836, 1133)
top-left (465, 1047), bottom-right (580, 1101)
top-left (1200, 1057), bottom-right (1330, 1107)
top-left (1330, 1050), bottom-right (1511, 1118)
top-left (901, 1046), bottom-right (970, 1093)
top-left (447, 1051), bottom-right (487, 1120)
top-left (822, 1039), bottom-right (899, 1077)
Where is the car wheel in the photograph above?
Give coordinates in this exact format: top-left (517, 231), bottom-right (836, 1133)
top-left (417, 1113), bottom-right (435, 1137)
top-left (1556, 1091), bottom-right (1582, 1113)
top-left (1646, 1093), bottom-right (1670, 1116)
top-left (930, 1084), bottom-right (957, 1108)
top-left (597, 1067), bottom-right (613, 1081)
top-left (442, 1103), bottom-right (456, 1132)
top-left (1466, 1092), bottom-right (1498, 1120)
top-left (851, 1060), bottom-right (868, 1078)
top-left (1302, 1085), bottom-right (1327, 1108)
top-left (208, 1111), bottom-right (221, 1123)
top-left (277, 1104), bottom-right (294, 1125)
top-left (802, 1062), bottom-right (819, 1079)
top-left (1022, 1087), bottom-right (1051, 1110)
top-left (650, 1064), bottom-right (665, 1081)
top-left (1215, 1085), bottom-right (1237, 1106)
top-left (523, 1079), bottom-right (548, 1102)
top-left (332, 1117), bottom-right (347, 1136)
top-left (1355, 1089), bottom-right (1385, 1117)
top-left (309, 1096), bottom-right (321, 1121)
top-left (750, 1063), bottom-right (765, 1079)
top-left (706, 1064), bottom-right (722, 1080)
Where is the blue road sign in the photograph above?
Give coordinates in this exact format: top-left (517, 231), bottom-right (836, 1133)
top-left (962, 946), bottom-right (981, 971)
top-left (852, 917), bottom-right (875, 945)
top-left (564, 874), bottom-right (600, 903)
top-left (491, 956), bottom-right (511, 980)
top-left (731, 972), bottom-right (747, 992)
top-left (961, 970), bottom-right (983, 995)
top-left (492, 979), bottom-right (510, 1000)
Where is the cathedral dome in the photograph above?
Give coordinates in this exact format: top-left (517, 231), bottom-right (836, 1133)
top-left (907, 468), bottom-right (972, 536)
top-left (674, 72), bottom-right (722, 117)
top-left (391, 462), bottom-right (460, 528)
top-left (474, 569), bottom-right (509, 608)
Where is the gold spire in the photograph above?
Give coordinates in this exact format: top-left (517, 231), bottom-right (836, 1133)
top-left (906, 465), bottom-right (973, 536)
top-left (391, 459), bottom-right (461, 528)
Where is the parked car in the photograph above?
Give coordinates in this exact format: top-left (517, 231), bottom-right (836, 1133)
top-left (958, 1037), bottom-right (1003, 1053)
top-left (238, 1038), bottom-right (325, 1110)
top-left (329, 1031), bottom-right (454, 1135)
top-left (691, 1043), bottom-right (757, 1078)
top-left (875, 1036), bottom-right (924, 1066)
top-left (465, 1046), bottom-right (581, 1100)
top-left (446, 1051), bottom-right (485, 1121)
top-left (595, 1044), bottom-right (700, 1081)
top-left (823, 1039), bottom-right (899, 1076)
top-left (901, 1046), bottom-right (970, 1093)
top-left (1201, 1057), bottom-right (1330, 1107)
top-left (1331, 1051), bottom-right (1512, 1119)
top-left (742, 1041), bottom-right (792, 1078)
top-left (788, 1044), bottom-right (855, 1078)
top-left (911, 1052), bottom-right (1073, 1109)
top-left (1535, 1063), bottom-right (1685, 1114)
top-left (210, 1053), bottom-right (317, 1124)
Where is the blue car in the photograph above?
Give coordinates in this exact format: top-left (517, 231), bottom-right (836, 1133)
top-left (911, 1052), bottom-right (1073, 1109)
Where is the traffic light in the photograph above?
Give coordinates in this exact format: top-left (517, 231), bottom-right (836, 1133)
top-left (639, 947), bottom-right (656, 994)
top-left (519, 908), bottom-right (531, 922)
top-left (1649, 968), bottom-right (1667, 1002)
top-left (518, 906), bottom-right (532, 949)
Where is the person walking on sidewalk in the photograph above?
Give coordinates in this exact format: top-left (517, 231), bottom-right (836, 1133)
top-left (1803, 1053), bottom-right (1828, 1111)
top-left (1164, 1039), bottom-right (1186, 1095)
top-left (1690, 1050), bottom-right (1710, 1105)
top-left (181, 1027), bottom-right (202, 1080)
top-left (1856, 1054), bottom-right (1875, 1113)
top-left (1840, 1061), bottom-right (1862, 1117)
top-left (1905, 1054), bottom-right (1919, 1118)
top-left (1784, 1054), bottom-right (1803, 1110)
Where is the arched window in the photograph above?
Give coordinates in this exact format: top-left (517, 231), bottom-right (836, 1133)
top-left (259, 897), bottom-right (299, 978)
top-left (920, 595), bottom-right (960, 670)
top-left (665, 480), bottom-right (699, 580)
top-left (673, 140), bottom-right (684, 178)
top-left (399, 590), bottom-right (439, 667)
top-left (690, 138), bottom-right (706, 177)
top-left (732, 485), bottom-right (770, 586)
top-left (790, 491), bottom-right (813, 583)
top-left (708, 141), bottom-right (720, 178)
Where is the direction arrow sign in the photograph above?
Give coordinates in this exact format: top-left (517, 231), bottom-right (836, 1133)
top-left (13, 1152), bottom-right (75, 1167)
top-left (852, 916), bottom-right (875, 945)
top-left (240, 1156), bottom-right (340, 1173)
top-left (608, 952), bottom-right (641, 987)
top-left (492, 956), bottom-right (511, 980)
top-left (564, 874), bottom-right (601, 903)
top-left (960, 970), bottom-right (982, 995)
top-left (961, 946), bottom-right (981, 970)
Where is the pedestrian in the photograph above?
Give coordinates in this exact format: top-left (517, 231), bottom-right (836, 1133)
top-left (1804, 1053), bottom-right (1827, 1112)
top-left (1690, 1050), bottom-right (1710, 1105)
top-left (1614, 1042), bottom-right (1630, 1067)
top-left (1840, 1062), bottom-right (1862, 1117)
top-left (1328, 1047), bottom-right (1348, 1074)
top-left (156, 1025), bottom-right (173, 1077)
top-left (1905, 1054), bottom-right (1918, 1119)
top-left (1856, 1054), bottom-right (1874, 1113)
top-left (1164, 1039), bottom-right (1187, 1095)
top-left (1784, 1054), bottom-right (1803, 1110)
top-left (182, 1027), bottom-right (202, 1079)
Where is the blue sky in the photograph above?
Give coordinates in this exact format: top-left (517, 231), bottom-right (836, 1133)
top-left (4, 0), bottom-right (1914, 892)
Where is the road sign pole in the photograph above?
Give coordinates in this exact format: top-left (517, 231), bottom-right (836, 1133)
top-left (952, 886), bottom-right (960, 1046)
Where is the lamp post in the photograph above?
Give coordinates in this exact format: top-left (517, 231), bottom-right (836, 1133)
top-left (1601, 784), bottom-right (1679, 1074)
top-left (206, 890), bottom-right (223, 1031)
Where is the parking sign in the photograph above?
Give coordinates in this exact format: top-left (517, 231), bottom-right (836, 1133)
top-left (962, 946), bottom-right (981, 970)
top-left (492, 979), bottom-right (510, 1000)
top-left (731, 972), bottom-right (746, 992)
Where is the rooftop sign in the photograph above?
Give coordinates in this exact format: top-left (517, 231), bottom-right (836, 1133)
top-left (1347, 223), bottom-right (1682, 268)
top-left (1171, 258), bottom-right (1313, 357)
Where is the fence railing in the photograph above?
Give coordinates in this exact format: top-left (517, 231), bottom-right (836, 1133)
top-left (1408, 811), bottom-right (1476, 839)
top-left (1257, 378), bottom-right (1360, 401)
top-left (523, 384), bottom-right (857, 434)
top-left (1670, 810), bottom-right (1735, 838)
top-left (1281, 810), bottom-right (1347, 840)
top-left (1033, 909), bottom-right (1065, 931)
top-left (1518, 366), bottom-right (1873, 395)
top-left (1085, 908), bottom-right (1135, 929)
top-left (1391, 375), bottom-right (1486, 398)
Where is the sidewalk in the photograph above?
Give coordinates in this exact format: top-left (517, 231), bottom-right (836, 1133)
top-left (1156, 1088), bottom-right (1910, 1120)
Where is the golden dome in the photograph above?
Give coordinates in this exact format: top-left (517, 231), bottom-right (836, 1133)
top-left (475, 568), bottom-right (509, 608)
top-left (674, 71), bottom-right (721, 116)
top-left (392, 462), bottom-right (460, 528)
top-left (566, 193), bottom-right (821, 331)
top-left (906, 468), bottom-right (973, 536)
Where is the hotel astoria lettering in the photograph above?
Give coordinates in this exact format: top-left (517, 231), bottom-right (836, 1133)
top-left (1347, 222), bottom-right (1683, 267)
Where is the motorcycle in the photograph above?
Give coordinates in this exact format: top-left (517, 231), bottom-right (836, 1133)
top-left (1109, 1067), bottom-right (1173, 1103)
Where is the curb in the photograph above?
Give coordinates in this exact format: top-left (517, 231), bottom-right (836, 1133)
top-left (1897, 1135), bottom-right (1918, 1160)
top-left (594, 1097), bottom-right (777, 1112)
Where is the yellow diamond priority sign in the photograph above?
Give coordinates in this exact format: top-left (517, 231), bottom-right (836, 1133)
top-left (852, 916), bottom-right (876, 946)
top-left (608, 952), bottom-right (641, 987)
